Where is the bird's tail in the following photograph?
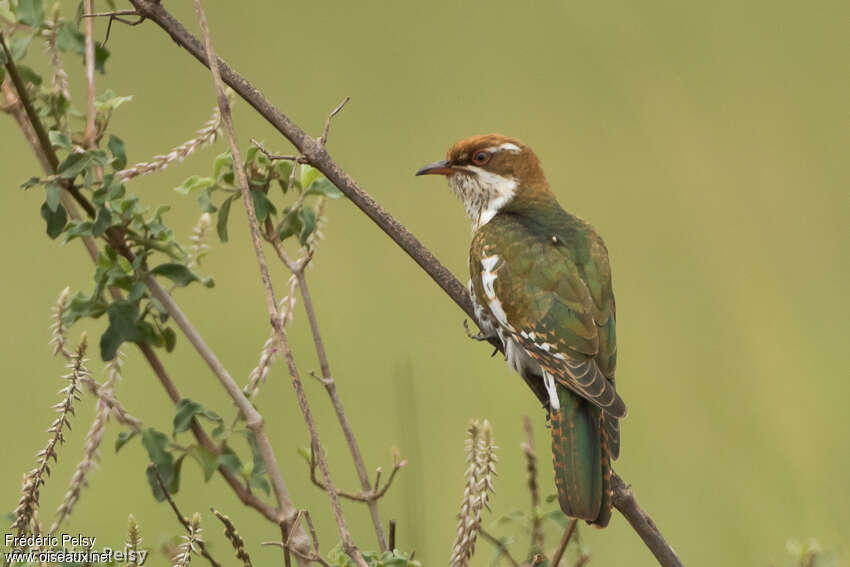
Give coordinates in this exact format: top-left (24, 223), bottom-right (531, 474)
top-left (550, 384), bottom-right (612, 527)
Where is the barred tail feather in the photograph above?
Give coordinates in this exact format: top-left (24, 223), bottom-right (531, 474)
top-left (550, 385), bottom-right (612, 526)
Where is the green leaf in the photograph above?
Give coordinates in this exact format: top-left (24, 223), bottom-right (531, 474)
top-left (189, 445), bottom-right (218, 482)
top-left (56, 22), bottom-right (85, 55)
top-left (275, 160), bottom-right (293, 182)
top-left (170, 454), bottom-right (185, 494)
top-left (20, 176), bottom-right (41, 189)
top-left (40, 201), bottom-right (67, 239)
top-left (141, 428), bottom-right (172, 467)
top-left (145, 464), bottom-right (167, 501)
top-left (162, 327), bottom-right (177, 352)
top-left (94, 43), bottom-right (109, 73)
top-left (217, 194), bottom-right (235, 242)
top-left (150, 263), bottom-right (200, 287)
top-left (298, 206), bottom-right (316, 245)
top-left (0, 47), bottom-right (6, 67)
top-left (142, 428), bottom-right (175, 500)
top-left (44, 182), bottom-right (62, 212)
top-left (92, 206), bottom-right (112, 237)
top-left (107, 300), bottom-right (142, 342)
top-left (115, 430), bottom-right (138, 452)
top-left (300, 164), bottom-right (320, 190)
top-left (217, 449), bottom-right (242, 475)
top-left (8, 35), bottom-right (33, 61)
top-left (57, 152), bottom-right (90, 179)
top-left (95, 89), bottom-right (132, 112)
top-left (244, 431), bottom-right (270, 495)
top-left (99, 325), bottom-right (121, 361)
top-left (107, 135), bottom-right (126, 169)
top-left (14, 64), bottom-right (41, 86)
top-left (277, 208), bottom-right (302, 242)
top-left (175, 175), bottom-right (215, 195)
top-left (63, 220), bottom-right (93, 243)
top-left (197, 188), bottom-right (217, 213)
top-left (305, 177), bottom-right (344, 199)
top-left (49, 130), bottom-right (71, 151)
top-left (213, 152), bottom-right (234, 182)
top-left (251, 190), bottom-right (276, 222)
top-left (100, 300), bottom-right (142, 360)
top-left (173, 398), bottom-right (221, 436)
top-left (15, 0), bottom-right (44, 27)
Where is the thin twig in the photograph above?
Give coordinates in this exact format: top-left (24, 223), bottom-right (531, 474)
top-left (284, 235), bottom-right (389, 549)
top-left (551, 519), bottom-right (578, 567)
top-left (611, 473), bottom-right (684, 567)
top-left (148, 465), bottom-right (221, 567)
top-left (308, 446), bottom-right (405, 502)
top-left (250, 138), bottom-right (300, 162)
top-left (319, 96), bottom-right (349, 146)
top-left (479, 529), bottom-right (519, 567)
top-left (190, 2), bottom-right (366, 566)
top-left (82, 0), bottom-right (96, 148)
top-left (522, 415), bottom-right (544, 555)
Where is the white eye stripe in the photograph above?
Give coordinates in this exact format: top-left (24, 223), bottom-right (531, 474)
top-left (484, 142), bottom-right (521, 154)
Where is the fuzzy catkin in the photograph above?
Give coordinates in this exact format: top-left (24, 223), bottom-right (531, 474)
top-left (449, 420), bottom-right (498, 567)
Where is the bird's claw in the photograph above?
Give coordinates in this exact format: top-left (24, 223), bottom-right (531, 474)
top-left (463, 319), bottom-right (497, 342)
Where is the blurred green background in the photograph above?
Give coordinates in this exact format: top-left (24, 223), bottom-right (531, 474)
top-left (1, 0), bottom-right (848, 565)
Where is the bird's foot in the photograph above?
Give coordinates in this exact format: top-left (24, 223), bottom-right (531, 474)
top-left (463, 319), bottom-right (498, 342)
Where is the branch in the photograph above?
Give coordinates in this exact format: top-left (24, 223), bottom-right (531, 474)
top-left (148, 465), bottom-right (221, 567)
top-left (479, 529), bottom-right (520, 567)
top-left (266, 206), bottom-right (391, 549)
top-left (522, 415), bottom-right (544, 555)
top-left (126, 0), bottom-right (475, 322)
top-left (307, 445), bottom-right (405, 503)
top-left (82, 0), bottom-right (96, 148)
top-left (611, 474), bottom-right (684, 567)
top-left (189, 2), bottom-right (366, 566)
top-left (550, 519), bottom-right (578, 567)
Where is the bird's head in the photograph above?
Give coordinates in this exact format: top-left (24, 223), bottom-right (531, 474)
top-left (416, 134), bottom-right (550, 230)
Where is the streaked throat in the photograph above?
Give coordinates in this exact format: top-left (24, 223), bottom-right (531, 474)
top-left (448, 166), bottom-right (517, 231)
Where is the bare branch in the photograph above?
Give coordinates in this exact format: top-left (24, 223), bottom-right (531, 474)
top-left (189, 2), bottom-right (366, 565)
top-left (551, 519), bottom-right (578, 567)
top-left (479, 529), bottom-right (520, 567)
top-left (308, 448), bottom-right (406, 503)
top-left (82, 0), bottom-right (96, 148)
top-left (288, 257), bottom-right (390, 549)
top-left (522, 415), bottom-right (544, 555)
top-left (319, 96), bottom-right (349, 146)
top-left (611, 473), bottom-right (684, 567)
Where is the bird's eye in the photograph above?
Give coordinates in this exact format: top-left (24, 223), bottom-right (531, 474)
top-left (472, 151), bottom-right (491, 165)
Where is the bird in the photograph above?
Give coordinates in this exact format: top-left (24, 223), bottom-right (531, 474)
top-left (416, 134), bottom-right (625, 527)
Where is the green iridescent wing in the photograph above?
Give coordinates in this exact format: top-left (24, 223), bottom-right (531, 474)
top-left (470, 213), bottom-right (625, 420)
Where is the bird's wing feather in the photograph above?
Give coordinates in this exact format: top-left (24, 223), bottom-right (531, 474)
top-left (470, 214), bottom-right (626, 419)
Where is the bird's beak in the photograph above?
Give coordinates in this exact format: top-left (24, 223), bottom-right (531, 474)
top-left (415, 159), bottom-right (454, 176)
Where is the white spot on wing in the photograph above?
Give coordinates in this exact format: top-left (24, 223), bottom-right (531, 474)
top-left (482, 270), bottom-right (497, 299)
top-left (543, 370), bottom-right (560, 410)
top-left (488, 298), bottom-right (515, 332)
top-left (481, 254), bottom-right (499, 272)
